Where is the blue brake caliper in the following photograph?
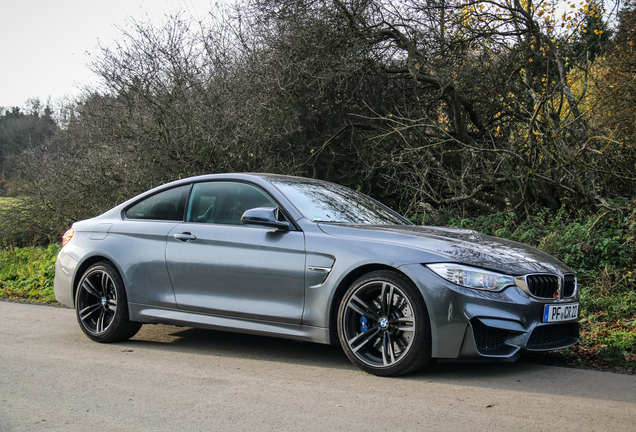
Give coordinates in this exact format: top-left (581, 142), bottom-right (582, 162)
top-left (360, 316), bottom-right (368, 333)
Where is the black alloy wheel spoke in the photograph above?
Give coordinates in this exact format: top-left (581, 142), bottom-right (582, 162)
top-left (390, 316), bottom-right (415, 332)
top-left (349, 328), bottom-right (381, 353)
top-left (381, 332), bottom-right (396, 366)
top-left (79, 303), bottom-right (101, 321)
top-left (380, 282), bottom-right (395, 316)
top-left (81, 279), bottom-right (101, 299)
top-left (348, 295), bottom-right (381, 321)
top-left (107, 298), bottom-right (117, 311)
top-left (103, 273), bottom-right (114, 296)
top-left (96, 309), bottom-right (107, 333)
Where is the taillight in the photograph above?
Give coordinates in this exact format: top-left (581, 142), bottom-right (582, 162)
top-left (61, 228), bottom-right (74, 247)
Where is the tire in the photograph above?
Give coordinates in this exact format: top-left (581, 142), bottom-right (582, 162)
top-left (337, 270), bottom-right (432, 376)
top-left (75, 262), bottom-right (142, 343)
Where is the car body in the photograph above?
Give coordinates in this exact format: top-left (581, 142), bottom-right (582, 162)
top-left (55, 173), bottom-right (579, 376)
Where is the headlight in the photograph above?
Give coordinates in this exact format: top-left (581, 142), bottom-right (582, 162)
top-left (426, 263), bottom-right (515, 291)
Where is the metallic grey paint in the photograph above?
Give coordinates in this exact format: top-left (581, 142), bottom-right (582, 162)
top-left (55, 173), bottom-right (579, 366)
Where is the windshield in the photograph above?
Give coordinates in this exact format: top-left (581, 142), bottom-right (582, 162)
top-left (270, 178), bottom-right (411, 225)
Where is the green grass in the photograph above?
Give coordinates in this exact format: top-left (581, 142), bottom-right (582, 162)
top-left (0, 243), bottom-right (60, 303)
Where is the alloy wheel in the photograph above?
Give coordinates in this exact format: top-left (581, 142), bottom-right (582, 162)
top-left (77, 268), bottom-right (118, 335)
top-left (341, 279), bottom-right (417, 368)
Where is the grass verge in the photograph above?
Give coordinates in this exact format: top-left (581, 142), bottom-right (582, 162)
top-left (0, 243), bottom-right (60, 304)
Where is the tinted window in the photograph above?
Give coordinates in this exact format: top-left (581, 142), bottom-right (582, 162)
top-left (271, 179), bottom-right (409, 225)
top-left (125, 186), bottom-right (189, 221)
top-left (186, 181), bottom-right (277, 225)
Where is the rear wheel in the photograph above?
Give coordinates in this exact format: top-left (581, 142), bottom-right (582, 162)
top-left (75, 262), bottom-right (142, 343)
top-left (337, 270), bottom-right (432, 376)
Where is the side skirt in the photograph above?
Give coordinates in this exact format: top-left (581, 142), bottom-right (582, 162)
top-left (128, 303), bottom-right (332, 344)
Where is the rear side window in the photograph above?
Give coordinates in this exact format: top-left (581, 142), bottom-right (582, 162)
top-left (125, 185), bottom-right (189, 221)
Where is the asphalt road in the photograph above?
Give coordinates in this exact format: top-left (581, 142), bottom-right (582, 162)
top-left (1, 301), bottom-right (634, 432)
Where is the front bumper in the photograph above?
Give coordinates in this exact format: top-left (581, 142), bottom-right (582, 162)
top-left (399, 264), bottom-right (579, 360)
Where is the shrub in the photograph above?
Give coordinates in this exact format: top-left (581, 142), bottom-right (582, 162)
top-left (0, 243), bottom-right (60, 303)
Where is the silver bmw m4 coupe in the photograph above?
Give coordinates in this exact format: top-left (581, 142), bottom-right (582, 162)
top-left (55, 173), bottom-right (579, 376)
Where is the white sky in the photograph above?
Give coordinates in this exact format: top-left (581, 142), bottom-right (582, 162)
top-left (0, 0), bottom-right (215, 110)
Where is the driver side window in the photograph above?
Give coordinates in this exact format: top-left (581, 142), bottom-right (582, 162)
top-left (186, 181), bottom-right (277, 225)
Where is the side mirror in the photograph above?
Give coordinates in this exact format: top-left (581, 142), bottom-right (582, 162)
top-left (241, 207), bottom-right (290, 231)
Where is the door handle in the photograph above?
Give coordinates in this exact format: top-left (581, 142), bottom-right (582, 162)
top-left (174, 232), bottom-right (197, 242)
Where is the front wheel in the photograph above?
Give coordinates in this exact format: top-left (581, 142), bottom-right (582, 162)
top-left (75, 262), bottom-right (142, 343)
top-left (337, 271), bottom-right (432, 376)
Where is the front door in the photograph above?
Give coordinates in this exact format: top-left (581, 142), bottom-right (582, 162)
top-left (165, 181), bottom-right (306, 324)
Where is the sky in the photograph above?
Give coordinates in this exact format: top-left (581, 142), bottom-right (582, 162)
top-left (0, 0), bottom-right (215, 110)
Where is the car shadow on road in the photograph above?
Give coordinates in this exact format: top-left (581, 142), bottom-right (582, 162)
top-left (117, 323), bottom-right (634, 403)
top-left (123, 324), bottom-right (628, 395)
top-left (126, 324), bottom-right (354, 370)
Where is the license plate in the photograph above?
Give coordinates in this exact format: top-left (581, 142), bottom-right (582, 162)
top-left (544, 303), bottom-right (579, 323)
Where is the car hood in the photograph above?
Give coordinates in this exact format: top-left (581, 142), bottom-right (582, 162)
top-left (317, 223), bottom-right (573, 276)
